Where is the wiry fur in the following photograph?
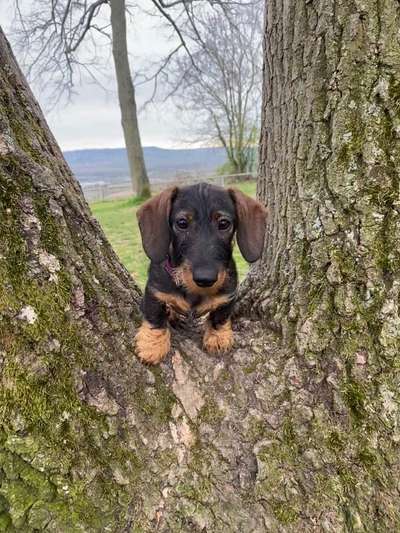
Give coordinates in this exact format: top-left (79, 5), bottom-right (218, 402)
top-left (135, 183), bottom-right (267, 364)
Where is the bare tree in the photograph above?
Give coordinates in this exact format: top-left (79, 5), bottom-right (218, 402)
top-left (159, 2), bottom-right (263, 174)
top-left (13, 0), bottom-right (151, 198)
top-left (12, 1), bottom-right (261, 194)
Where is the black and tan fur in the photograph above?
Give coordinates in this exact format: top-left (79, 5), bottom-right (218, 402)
top-left (135, 182), bottom-right (267, 364)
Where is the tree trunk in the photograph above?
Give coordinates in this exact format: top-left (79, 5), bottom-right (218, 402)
top-left (240, 0), bottom-right (400, 529)
top-left (109, 0), bottom-right (151, 199)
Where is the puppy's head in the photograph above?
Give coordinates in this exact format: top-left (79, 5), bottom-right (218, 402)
top-left (137, 183), bottom-right (267, 291)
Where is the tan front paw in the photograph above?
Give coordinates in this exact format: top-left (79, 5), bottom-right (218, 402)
top-left (135, 321), bottom-right (171, 365)
top-left (203, 320), bottom-right (233, 354)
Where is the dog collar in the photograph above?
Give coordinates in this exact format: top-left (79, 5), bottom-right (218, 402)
top-left (164, 257), bottom-right (175, 277)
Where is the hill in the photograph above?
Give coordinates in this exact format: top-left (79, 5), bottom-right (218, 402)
top-left (63, 146), bottom-right (227, 184)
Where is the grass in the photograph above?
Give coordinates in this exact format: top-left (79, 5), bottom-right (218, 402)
top-left (91, 181), bottom-right (257, 289)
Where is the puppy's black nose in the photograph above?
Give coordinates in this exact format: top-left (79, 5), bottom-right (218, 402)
top-left (193, 268), bottom-right (218, 287)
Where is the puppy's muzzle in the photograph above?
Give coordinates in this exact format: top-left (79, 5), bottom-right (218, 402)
top-left (192, 267), bottom-right (218, 288)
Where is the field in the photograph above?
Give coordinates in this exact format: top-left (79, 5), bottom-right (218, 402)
top-left (91, 181), bottom-right (257, 289)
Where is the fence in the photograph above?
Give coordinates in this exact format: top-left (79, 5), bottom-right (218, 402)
top-left (81, 173), bottom-right (256, 203)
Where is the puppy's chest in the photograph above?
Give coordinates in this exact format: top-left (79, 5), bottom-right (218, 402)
top-left (153, 290), bottom-right (230, 317)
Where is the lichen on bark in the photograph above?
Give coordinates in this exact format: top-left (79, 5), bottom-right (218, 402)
top-left (0, 27), bottom-right (147, 531)
top-left (239, 0), bottom-right (400, 529)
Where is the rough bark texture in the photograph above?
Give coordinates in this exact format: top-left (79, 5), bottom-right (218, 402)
top-left (110, 0), bottom-right (151, 199)
top-left (240, 0), bottom-right (400, 529)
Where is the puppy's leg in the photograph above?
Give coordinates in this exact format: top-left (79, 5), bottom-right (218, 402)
top-left (136, 286), bottom-right (171, 365)
top-left (203, 299), bottom-right (235, 354)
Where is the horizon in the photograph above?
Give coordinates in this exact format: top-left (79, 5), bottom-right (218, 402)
top-left (63, 144), bottom-right (222, 153)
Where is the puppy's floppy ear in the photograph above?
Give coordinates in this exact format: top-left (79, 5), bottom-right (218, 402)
top-left (229, 188), bottom-right (267, 263)
top-left (136, 187), bottom-right (177, 263)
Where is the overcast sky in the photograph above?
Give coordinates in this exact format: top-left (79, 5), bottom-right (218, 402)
top-left (2, 0), bottom-right (188, 151)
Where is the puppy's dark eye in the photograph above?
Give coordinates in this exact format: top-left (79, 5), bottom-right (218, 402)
top-left (176, 218), bottom-right (189, 230)
top-left (218, 218), bottom-right (231, 231)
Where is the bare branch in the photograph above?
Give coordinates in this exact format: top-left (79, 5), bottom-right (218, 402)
top-left (67, 0), bottom-right (108, 53)
top-left (12, 0), bottom-right (111, 105)
top-left (152, 1), bottom-right (263, 172)
top-left (150, 0), bottom-right (198, 70)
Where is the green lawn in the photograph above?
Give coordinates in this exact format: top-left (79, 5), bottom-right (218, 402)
top-left (91, 181), bottom-right (257, 289)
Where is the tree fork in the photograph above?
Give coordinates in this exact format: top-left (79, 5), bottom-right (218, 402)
top-left (0, 27), bottom-right (287, 532)
top-left (1, 0), bottom-right (400, 527)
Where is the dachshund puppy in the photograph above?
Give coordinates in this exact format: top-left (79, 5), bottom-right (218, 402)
top-left (135, 182), bottom-right (267, 364)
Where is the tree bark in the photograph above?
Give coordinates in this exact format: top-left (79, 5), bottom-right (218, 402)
top-left (239, 0), bottom-right (400, 529)
top-left (110, 0), bottom-right (151, 199)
